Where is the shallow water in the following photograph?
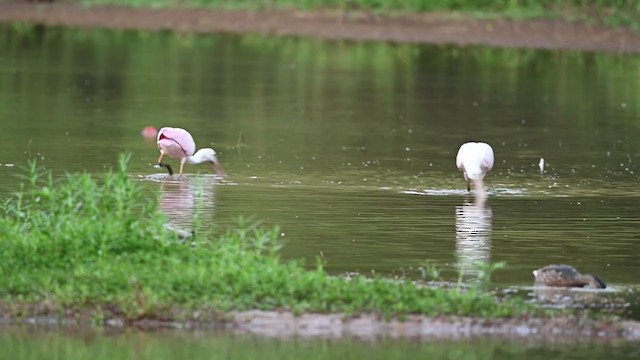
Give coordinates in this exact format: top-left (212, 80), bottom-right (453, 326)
top-left (1, 326), bottom-right (640, 360)
top-left (1, 26), bottom-right (640, 321)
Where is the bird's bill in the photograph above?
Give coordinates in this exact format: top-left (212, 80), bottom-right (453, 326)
top-left (213, 162), bottom-right (227, 177)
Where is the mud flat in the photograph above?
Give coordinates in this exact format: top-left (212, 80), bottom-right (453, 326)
top-left (1, 2), bottom-right (640, 53)
top-left (3, 311), bottom-right (639, 341)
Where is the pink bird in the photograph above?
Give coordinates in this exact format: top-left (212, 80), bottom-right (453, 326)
top-left (456, 142), bottom-right (494, 195)
top-left (156, 127), bottom-right (226, 176)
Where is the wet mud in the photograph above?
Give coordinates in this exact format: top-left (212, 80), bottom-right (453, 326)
top-left (2, 1), bottom-right (640, 53)
top-left (3, 308), bottom-right (640, 341)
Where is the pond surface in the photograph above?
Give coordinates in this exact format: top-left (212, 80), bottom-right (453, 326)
top-left (1, 25), bottom-right (639, 318)
top-left (1, 326), bottom-right (640, 360)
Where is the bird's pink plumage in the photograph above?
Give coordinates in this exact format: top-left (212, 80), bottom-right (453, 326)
top-left (157, 127), bottom-right (197, 158)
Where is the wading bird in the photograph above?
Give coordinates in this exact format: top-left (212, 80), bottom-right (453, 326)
top-left (456, 142), bottom-right (494, 195)
top-left (156, 127), bottom-right (226, 177)
top-left (533, 264), bottom-right (606, 289)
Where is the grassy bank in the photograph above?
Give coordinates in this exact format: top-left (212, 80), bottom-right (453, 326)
top-left (79, 0), bottom-right (640, 28)
top-left (0, 154), bottom-right (535, 322)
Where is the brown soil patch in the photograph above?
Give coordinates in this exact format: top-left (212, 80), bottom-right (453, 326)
top-left (2, 2), bottom-right (640, 53)
top-left (4, 310), bottom-right (640, 341)
top-left (3, 301), bottom-right (639, 340)
top-left (229, 311), bottom-right (640, 341)
top-left (2, 300), bottom-right (639, 341)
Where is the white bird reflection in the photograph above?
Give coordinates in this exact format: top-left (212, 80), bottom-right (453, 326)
top-left (455, 196), bottom-right (493, 279)
top-left (155, 176), bottom-right (219, 233)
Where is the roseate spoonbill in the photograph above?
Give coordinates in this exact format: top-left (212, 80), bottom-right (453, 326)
top-left (156, 127), bottom-right (226, 176)
top-left (456, 142), bottom-right (494, 194)
top-left (533, 264), bottom-right (606, 289)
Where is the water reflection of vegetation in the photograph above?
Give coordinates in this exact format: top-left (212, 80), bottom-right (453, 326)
top-left (0, 155), bottom-right (534, 320)
top-left (3, 328), bottom-right (640, 360)
top-left (3, 24), bottom-right (640, 127)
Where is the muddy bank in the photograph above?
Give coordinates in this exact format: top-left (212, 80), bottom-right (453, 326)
top-left (2, 2), bottom-right (640, 53)
top-left (4, 310), bottom-right (640, 341)
top-left (229, 311), bottom-right (640, 341)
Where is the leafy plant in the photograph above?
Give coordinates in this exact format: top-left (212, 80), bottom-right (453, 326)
top-left (475, 261), bottom-right (507, 289)
top-left (418, 260), bottom-right (441, 281)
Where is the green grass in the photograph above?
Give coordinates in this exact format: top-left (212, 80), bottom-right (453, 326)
top-left (77, 0), bottom-right (640, 28)
top-left (0, 154), bottom-right (537, 322)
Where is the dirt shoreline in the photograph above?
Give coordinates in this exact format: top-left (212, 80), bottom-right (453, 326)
top-left (2, 310), bottom-right (640, 341)
top-left (229, 311), bottom-right (640, 341)
top-left (2, 2), bottom-right (640, 53)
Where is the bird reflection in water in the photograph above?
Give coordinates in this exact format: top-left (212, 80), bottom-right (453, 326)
top-left (158, 176), bottom-right (218, 236)
top-left (455, 195), bottom-right (493, 280)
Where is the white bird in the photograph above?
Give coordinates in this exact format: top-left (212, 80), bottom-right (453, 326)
top-left (456, 142), bottom-right (494, 195)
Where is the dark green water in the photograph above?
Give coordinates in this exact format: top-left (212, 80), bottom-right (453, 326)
top-left (1, 25), bottom-right (640, 352)
top-left (1, 327), bottom-right (639, 360)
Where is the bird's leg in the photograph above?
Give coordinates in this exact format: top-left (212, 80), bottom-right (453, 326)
top-left (179, 158), bottom-right (187, 177)
top-left (157, 153), bottom-right (164, 164)
top-left (463, 173), bottom-right (470, 192)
